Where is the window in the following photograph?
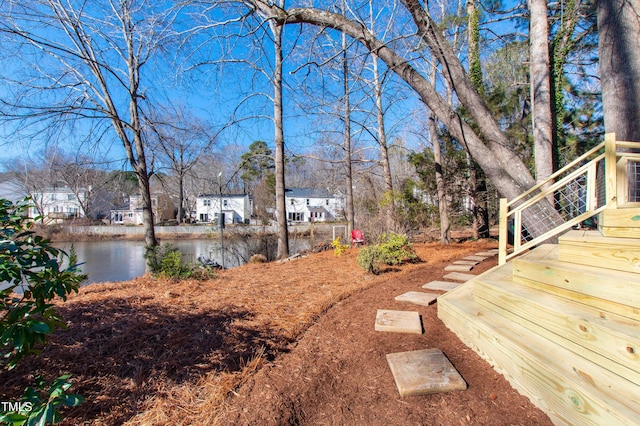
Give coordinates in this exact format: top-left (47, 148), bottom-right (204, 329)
top-left (306, 199), bottom-right (310, 205)
top-left (290, 198), bottom-right (294, 205)
top-left (288, 212), bottom-right (302, 221)
top-left (51, 194), bottom-right (57, 201)
top-left (223, 200), bottom-right (228, 207)
top-left (199, 213), bottom-right (208, 222)
top-left (68, 194), bottom-right (75, 201)
top-left (325, 199), bottom-right (329, 205)
top-left (203, 199), bottom-right (211, 207)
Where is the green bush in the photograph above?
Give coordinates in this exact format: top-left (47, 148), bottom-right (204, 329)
top-left (356, 233), bottom-right (417, 274)
top-left (377, 233), bottom-right (417, 265)
top-left (0, 198), bottom-right (85, 424)
top-left (145, 244), bottom-right (216, 280)
top-left (355, 246), bottom-right (384, 274)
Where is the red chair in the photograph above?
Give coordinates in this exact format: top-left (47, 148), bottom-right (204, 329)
top-left (351, 229), bottom-right (366, 247)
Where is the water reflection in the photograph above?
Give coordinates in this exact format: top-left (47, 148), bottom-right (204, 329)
top-left (59, 238), bottom-right (310, 285)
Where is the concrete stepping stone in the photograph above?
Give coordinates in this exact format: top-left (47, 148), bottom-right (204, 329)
top-left (394, 291), bottom-right (439, 306)
top-left (443, 272), bottom-right (476, 282)
top-left (464, 255), bottom-right (487, 262)
top-left (386, 348), bottom-right (467, 397)
top-left (487, 248), bottom-right (499, 254)
top-left (422, 281), bottom-right (460, 291)
top-left (453, 260), bottom-right (479, 266)
top-left (375, 309), bottom-right (422, 334)
top-left (476, 251), bottom-right (497, 257)
top-left (444, 264), bottom-right (474, 272)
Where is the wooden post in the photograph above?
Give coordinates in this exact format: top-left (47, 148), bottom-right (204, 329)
top-left (498, 198), bottom-right (508, 265)
top-left (605, 133), bottom-right (618, 208)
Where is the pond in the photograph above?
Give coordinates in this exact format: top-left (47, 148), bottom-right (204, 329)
top-left (58, 237), bottom-right (312, 285)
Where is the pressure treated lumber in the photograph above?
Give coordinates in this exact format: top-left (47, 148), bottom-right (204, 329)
top-left (558, 230), bottom-right (640, 274)
top-left (513, 245), bottom-right (640, 320)
top-left (438, 283), bottom-right (640, 426)
top-left (472, 268), bottom-right (640, 386)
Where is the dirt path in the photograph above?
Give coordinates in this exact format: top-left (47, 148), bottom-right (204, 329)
top-left (218, 249), bottom-right (553, 425)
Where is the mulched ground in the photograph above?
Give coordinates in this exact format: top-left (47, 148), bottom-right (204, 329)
top-left (1, 239), bottom-right (553, 425)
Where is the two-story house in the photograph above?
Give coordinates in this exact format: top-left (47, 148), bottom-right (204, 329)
top-left (110, 194), bottom-right (175, 225)
top-left (284, 188), bottom-right (344, 223)
top-left (29, 186), bottom-right (86, 222)
top-left (195, 193), bottom-right (252, 225)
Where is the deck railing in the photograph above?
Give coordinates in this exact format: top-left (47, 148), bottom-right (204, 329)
top-left (498, 133), bottom-right (640, 264)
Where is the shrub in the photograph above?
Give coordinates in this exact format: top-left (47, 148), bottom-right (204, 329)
top-left (0, 198), bottom-right (85, 424)
top-left (356, 233), bottom-right (417, 274)
top-left (249, 254), bottom-right (267, 264)
top-left (356, 245), bottom-right (384, 274)
top-left (330, 237), bottom-right (349, 256)
top-left (145, 244), bottom-right (192, 279)
top-left (146, 244), bottom-right (217, 280)
top-left (378, 233), bottom-right (417, 265)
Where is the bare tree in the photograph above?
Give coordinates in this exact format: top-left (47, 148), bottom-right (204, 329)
top-left (147, 105), bottom-right (218, 223)
top-left (0, 1), bottom-right (185, 266)
top-left (241, 0), bottom-right (565, 238)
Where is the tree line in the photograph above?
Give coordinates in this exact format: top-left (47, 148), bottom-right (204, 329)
top-left (0, 0), bottom-right (636, 268)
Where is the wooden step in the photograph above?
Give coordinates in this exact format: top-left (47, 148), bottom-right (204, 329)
top-left (558, 230), bottom-right (640, 274)
top-left (472, 266), bottom-right (640, 386)
top-left (600, 207), bottom-right (640, 238)
top-left (512, 244), bottom-right (640, 321)
top-left (438, 282), bottom-right (640, 425)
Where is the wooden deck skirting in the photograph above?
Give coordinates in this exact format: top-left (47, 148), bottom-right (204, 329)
top-left (438, 231), bottom-right (640, 425)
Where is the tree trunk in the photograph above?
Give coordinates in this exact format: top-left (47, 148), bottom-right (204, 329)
top-left (271, 21), bottom-right (289, 259)
top-left (529, 0), bottom-right (555, 184)
top-left (342, 27), bottom-right (355, 236)
top-left (372, 53), bottom-right (395, 232)
top-left (428, 111), bottom-right (451, 244)
top-left (597, 0), bottom-right (640, 141)
top-left (247, 1), bottom-right (565, 238)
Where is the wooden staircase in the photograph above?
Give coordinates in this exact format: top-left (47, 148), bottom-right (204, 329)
top-left (437, 229), bottom-right (640, 425)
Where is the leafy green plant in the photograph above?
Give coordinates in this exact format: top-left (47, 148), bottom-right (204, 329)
top-left (377, 233), bottom-right (417, 265)
top-left (145, 244), bottom-right (217, 280)
top-left (0, 198), bottom-right (86, 424)
top-left (0, 374), bottom-right (84, 425)
top-left (330, 237), bottom-right (348, 256)
top-left (355, 246), bottom-right (384, 274)
top-left (356, 233), bottom-right (418, 274)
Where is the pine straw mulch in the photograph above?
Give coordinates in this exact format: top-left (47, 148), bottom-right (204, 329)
top-left (0, 239), bottom-right (552, 425)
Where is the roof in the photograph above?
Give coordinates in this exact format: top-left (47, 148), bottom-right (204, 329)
top-left (197, 193), bottom-right (251, 199)
top-left (285, 188), bottom-right (333, 198)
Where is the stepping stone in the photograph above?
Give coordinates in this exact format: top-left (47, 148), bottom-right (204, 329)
top-left (386, 348), bottom-right (467, 397)
top-left (444, 264), bottom-right (474, 272)
top-left (453, 260), bottom-right (479, 266)
top-left (443, 272), bottom-right (476, 282)
top-left (423, 281), bottom-right (460, 291)
top-left (463, 255), bottom-right (487, 262)
top-left (487, 248), bottom-right (499, 254)
top-left (476, 251), bottom-right (497, 257)
top-left (375, 309), bottom-right (423, 334)
top-left (395, 291), bottom-right (438, 306)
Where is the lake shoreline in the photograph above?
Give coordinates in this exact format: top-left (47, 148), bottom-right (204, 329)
top-left (36, 222), bottom-right (339, 243)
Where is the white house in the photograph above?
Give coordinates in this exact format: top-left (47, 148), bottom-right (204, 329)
top-left (29, 187), bottom-right (86, 222)
top-left (196, 193), bottom-right (252, 225)
top-left (110, 194), bottom-right (175, 225)
top-left (284, 188), bottom-right (344, 223)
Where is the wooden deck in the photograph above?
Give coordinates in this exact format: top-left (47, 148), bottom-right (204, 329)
top-left (437, 229), bottom-right (640, 425)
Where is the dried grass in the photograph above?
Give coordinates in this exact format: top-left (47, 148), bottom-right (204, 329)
top-left (0, 239), bottom-right (497, 425)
